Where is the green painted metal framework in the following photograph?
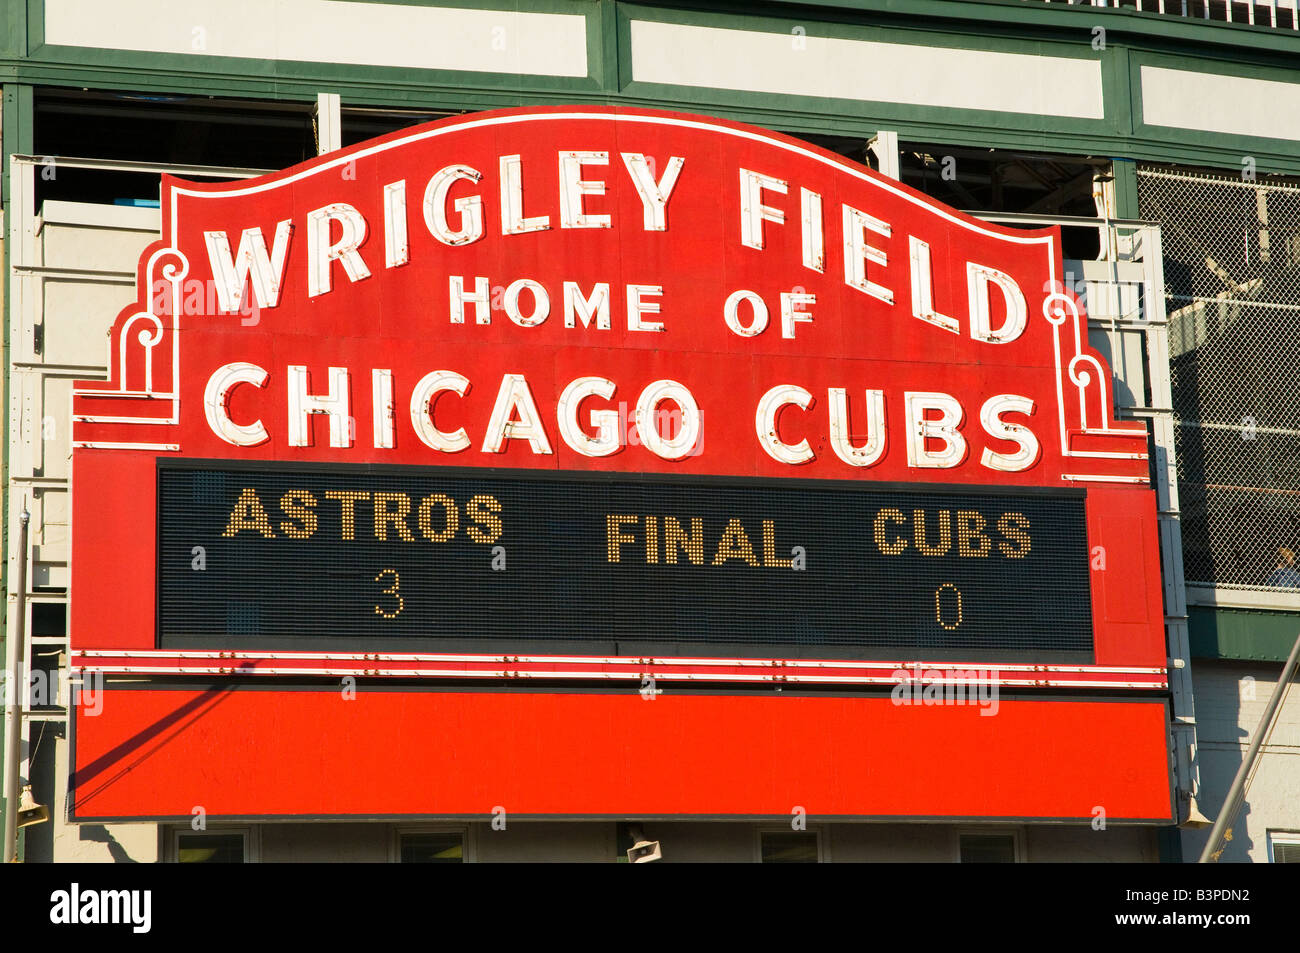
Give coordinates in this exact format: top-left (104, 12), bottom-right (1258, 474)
top-left (1, 0), bottom-right (1300, 178)
top-left (1190, 607), bottom-right (1300, 663)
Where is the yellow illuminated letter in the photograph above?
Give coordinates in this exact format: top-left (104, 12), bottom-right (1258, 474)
top-left (466, 494), bottom-right (503, 543)
top-left (323, 490), bottom-right (370, 541)
top-left (278, 490), bottom-right (318, 538)
top-left (873, 508), bottom-right (908, 555)
top-left (913, 509), bottom-right (952, 557)
top-left (762, 521), bottom-right (793, 568)
top-left (997, 512), bottom-right (1032, 558)
top-left (374, 492), bottom-right (415, 542)
top-left (664, 517), bottom-right (704, 565)
top-left (222, 488), bottom-right (276, 538)
top-left (606, 514), bottom-right (638, 562)
top-left (712, 518), bottom-right (758, 566)
top-left (417, 493), bottom-right (459, 542)
top-left (956, 511), bottom-right (991, 558)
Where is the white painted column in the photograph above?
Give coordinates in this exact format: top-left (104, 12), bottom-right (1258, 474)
top-left (316, 93), bottom-right (342, 155)
top-left (868, 131), bottom-right (900, 181)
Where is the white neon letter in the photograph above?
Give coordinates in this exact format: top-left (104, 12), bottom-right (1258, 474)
top-left (980, 394), bottom-right (1039, 472)
top-left (558, 377), bottom-right (619, 457)
top-left (828, 388), bottom-right (886, 467)
top-left (563, 282), bottom-right (611, 330)
top-left (423, 164), bottom-right (484, 246)
top-left (756, 384), bottom-right (814, 465)
top-left (621, 153), bottom-right (685, 231)
top-left (504, 278), bottom-right (550, 328)
top-left (204, 362), bottom-right (269, 447)
top-left (410, 370), bottom-right (471, 453)
top-left (449, 275), bottom-right (491, 325)
top-left (909, 236), bottom-right (958, 334)
top-left (724, 289), bottom-right (769, 337)
top-left (740, 169), bottom-right (787, 250)
top-left (780, 292), bottom-right (816, 339)
top-left (306, 204), bottom-right (371, 298)
top-left (287, 365), bottom-right (351, 448)
top-left (559, 151), bottom-right (610, 229)
top-left (843, 204), bottom-right (893, 305)
top-left (627, 285), bottom-right (664, 332)
top-left (203, 220), bottom-right (292, 313)
top-left (372, 368), bottom-right (395, 449)
top-left (500, 155), bottom-right (550, 235)
top-left (801, 188), bottom-right (824, 273)
top-left (904, 391), bottom-right (966, 469)
top-left (383, 180), bottom-right (408, 268)
top-left (636, 380), bottom-right (700, 460)
top-left (968, 263), bottom-right (1028, 343)
top-left (483, 373), bottom-right (553, 454)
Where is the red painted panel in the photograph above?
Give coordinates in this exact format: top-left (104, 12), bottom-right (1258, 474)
top-left (1085, 485), bottom-right (1166, 666)
top-left (72, 689), bottom-right (1172, 821)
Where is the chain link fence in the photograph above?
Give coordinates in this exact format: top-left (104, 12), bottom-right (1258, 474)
top-left (1137, 166), bottom-right (1300, 591)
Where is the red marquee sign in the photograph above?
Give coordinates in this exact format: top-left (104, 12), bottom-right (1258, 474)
top-left (68, 108), bottom-right (1172, 822)
top-left (75, 109), bottom-right (1148, 483)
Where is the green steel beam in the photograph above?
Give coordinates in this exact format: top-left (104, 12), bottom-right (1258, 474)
top-left (1112, 157), bottom-right (1140, 219)
top-left (0, 1), bottom-right (1297, 172)
top-left (1189, 606), bottom-right (1300, 663)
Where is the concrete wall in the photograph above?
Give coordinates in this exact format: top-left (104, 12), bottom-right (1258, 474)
top-left (9, 199), bottom-right (162, 863)
top-left (123, 820), bottom-right (1160, 863)
top-left (258, 824), bottom-right (389, 863)
top-left (471, 822), bottom-right (614, 863)
top-left (1180, 660), bottom-right (1300, 863)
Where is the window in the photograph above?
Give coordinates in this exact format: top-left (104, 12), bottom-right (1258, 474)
top-left (759, 830), bottom-right (821, 863)
top-left (958, 832), bottom-right (1020, 863)
top-left (340, 105), bottom-right (460, 148)
top-left (1268, 831), bottom-right (1300, 863)
top-left (32, 87), bottom-right (316, 207)
top-left (170, 828), bottom-right (253, 863)
top-left (394, 828), bottom-right (467, 863)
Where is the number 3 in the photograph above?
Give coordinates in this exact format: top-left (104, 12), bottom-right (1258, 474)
top-left (374, 568), bottom-right (403, 619)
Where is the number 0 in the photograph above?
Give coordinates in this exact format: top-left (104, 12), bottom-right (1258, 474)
top-left (935, 583), bottom-right (962, 630)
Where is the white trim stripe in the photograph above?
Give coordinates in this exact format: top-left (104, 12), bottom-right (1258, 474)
top-left (71, 648), bottom-right (1166, 674)
top-left (1141, 65), bottom-right (1300, 142)
top-left (629, 20), bottom-right (1104, 120)
top-left (67, 664), bottom-right (1168, 689)
top-left (1061, 473), bottom-right (1149, 483)
top-left (72, 441), bottom-right (180, 451)
top-left (44, 0), bottom-right (589, 78)
top-left (69, 650), bottom-right (1168, 689)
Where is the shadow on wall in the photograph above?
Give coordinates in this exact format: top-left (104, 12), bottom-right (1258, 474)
top-left (79, 824), bottom-right (139, 864)
top-left (1086, 329), bottom-right (1138, 411)
top-left (1182, 664), bottom-right (1256, 863)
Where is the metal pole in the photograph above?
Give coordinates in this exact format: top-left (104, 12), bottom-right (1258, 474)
top-left (1198, 629), bottom-right (1300, 862)
top-left (3, 508), bottom-right (30, 863)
